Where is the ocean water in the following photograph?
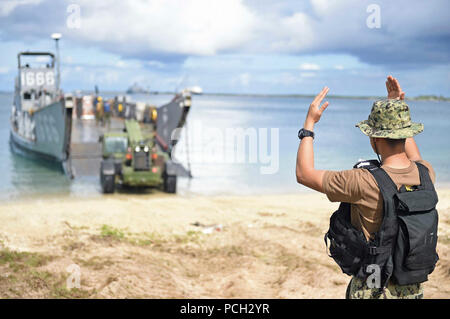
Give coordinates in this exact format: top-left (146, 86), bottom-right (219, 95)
top-left (0, 91), bottom-right (449, 200)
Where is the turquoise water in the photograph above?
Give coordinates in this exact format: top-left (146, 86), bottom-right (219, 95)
top-left (0, 92), bottom-right (449, 200)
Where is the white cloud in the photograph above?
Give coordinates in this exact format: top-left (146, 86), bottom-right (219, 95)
top-left (0, 0), bottom-right (41, 16)
top-left (299, 63), bottom-right (320, 71)
top-left (310, 0), bottom-right (343, 17)
top-left (0, 66), bottom-right (9, 74)
top-left (334, 65), bottom-right (344, 70)
top-left (265, 12), bottom-right (315, 53)
top-left (74, 0), bottom-right (257, 56)
top-left (0, 0), bottom-right (448, 68)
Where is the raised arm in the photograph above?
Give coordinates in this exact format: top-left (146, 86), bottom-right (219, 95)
top-left (296, 87), bottom-right (329, 193)
top-left (386, 75), bottom-right (422, 161)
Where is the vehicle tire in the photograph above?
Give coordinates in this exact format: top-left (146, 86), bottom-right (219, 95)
top-left (102, 174), bottom-right (115, 193)
top-left (164, 174), bottom-right (177, 194)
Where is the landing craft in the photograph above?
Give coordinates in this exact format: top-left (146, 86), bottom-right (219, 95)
top-left (9, 34), bottom-right (73, 176)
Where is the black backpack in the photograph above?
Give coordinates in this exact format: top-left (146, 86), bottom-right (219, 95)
top-left (324, 160), bottom-right (439, 287)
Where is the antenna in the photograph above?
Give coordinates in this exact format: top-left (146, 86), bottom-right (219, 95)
top-left (51, 33), bottom-right (62, 92)
top-left (174, 74), bottom-right (188, 94)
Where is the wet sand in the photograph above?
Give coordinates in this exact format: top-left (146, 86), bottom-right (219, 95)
top-left (0, 190), bottom-right (449, 298)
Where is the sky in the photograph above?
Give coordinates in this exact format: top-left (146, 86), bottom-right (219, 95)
top-left (0, 0), bottom-right (449, 96)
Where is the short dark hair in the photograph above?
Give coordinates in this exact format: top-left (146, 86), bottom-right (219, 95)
top-left (385, 138), bottom-right (406, 148)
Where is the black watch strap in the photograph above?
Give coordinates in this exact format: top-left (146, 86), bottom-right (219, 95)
top-left (298, 128), bottom-right (314, 140)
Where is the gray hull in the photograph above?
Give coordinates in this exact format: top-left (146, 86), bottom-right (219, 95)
top-left (10, 100), bottom-right (71, 163)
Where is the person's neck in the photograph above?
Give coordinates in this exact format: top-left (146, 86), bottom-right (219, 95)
top-left (381, 151), bottom-right (411, 169)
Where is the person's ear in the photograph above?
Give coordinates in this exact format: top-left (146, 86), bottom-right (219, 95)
top-left (370, 137), bottom-right (381, 154)
top-left (369, 137), bottom-right (375, 152)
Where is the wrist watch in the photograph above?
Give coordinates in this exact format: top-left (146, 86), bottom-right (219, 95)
top-left (298, 128), bottom-right (315, 140)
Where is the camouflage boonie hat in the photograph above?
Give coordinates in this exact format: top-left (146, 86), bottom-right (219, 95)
top-left (356, 99), bottom-right (423, 139)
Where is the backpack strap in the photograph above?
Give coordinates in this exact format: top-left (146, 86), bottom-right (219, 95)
top-left (367, 167), bottom-right (398, 200)
top-left (367, 166), bottom-right (399, 226)
top-left (366, 167), bottom-right (398, 285)
top-left (415, 162), bottom-right (434, 190)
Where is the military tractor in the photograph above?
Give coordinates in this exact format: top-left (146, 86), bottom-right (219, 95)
top-left (99, 91), bottom-right (192, 194)
top-left (99, 120), bottom-right (177, 193)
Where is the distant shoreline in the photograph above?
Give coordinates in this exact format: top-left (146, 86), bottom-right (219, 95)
top-left (0, 90), bottom-right (448, 101)
top-left (200, 93), bottom-right (450, 102)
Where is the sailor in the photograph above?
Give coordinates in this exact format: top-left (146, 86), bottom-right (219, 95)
top-left (295, 76), bottom-right (437, 299)
top-left (95, 96), bottom-right (104, 125)
top-left (94, 96), bottom-right (98, 122)
top-left (104, 99), bottom-right (111, 128)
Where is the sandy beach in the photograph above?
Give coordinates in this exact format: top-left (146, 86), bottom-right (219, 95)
top-left (0, 189), bottom-right (449, 298)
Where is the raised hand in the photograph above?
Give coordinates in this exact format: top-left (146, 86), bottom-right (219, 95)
top-left (305, 86), bottom-right (330, 125)
top-left (386, 75), bottom-right (405, 100)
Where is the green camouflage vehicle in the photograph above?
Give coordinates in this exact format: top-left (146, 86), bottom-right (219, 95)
top-left (99, 119), bottom-right (177, 193)
top-left (99, 91), bottom-right (192, 194)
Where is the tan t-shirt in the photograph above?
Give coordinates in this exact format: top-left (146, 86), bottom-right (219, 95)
top-left (322, 160), bottom-right (436, 241)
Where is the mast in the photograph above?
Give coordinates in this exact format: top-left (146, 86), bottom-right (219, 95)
top-left (51, 33), bottom-right (62, 92)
